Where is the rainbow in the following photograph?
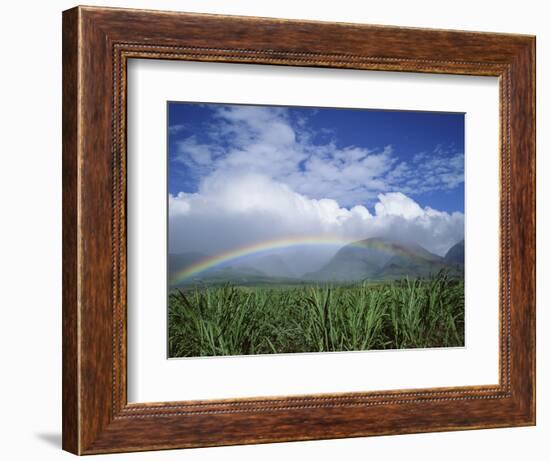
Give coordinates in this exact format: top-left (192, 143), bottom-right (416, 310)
top-left (169, 235), bottom-right (410, 286)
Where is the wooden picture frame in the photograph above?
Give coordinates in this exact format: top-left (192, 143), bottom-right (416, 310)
top-left (62, 5), bottom-right (535, 455)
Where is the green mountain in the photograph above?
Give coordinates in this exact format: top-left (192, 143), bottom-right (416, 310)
top-left (374, 253), bottom-right (449, 280)
top-left (305, 237), bottom-right (462, 282)
top-left (169, 238), bottom-right (464, 286)
top-left (444, 239), bottom-right (465, 265)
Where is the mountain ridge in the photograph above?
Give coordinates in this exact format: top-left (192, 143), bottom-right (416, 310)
top-left (305, 237), bottom-right (463, 282)
top-left (169, 237), bottom-right (465, 286)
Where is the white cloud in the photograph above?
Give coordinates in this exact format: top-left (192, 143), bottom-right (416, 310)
top-left (175, 136), bottom-right (219, 166)
top-left (388, 145), bottom-right (464, 195)
top-left (168, 106), bottom-right (464, 267)
top-left (173, 106), bottom-right (463, 207)
top-left (169, 173), bottom-right (464, 258)
top-left (374, 192), bottom-right (425, 219)
top-left (176, 106), bottom-right (398, 207)
top-left (168, 123), bottom-right (186, 134)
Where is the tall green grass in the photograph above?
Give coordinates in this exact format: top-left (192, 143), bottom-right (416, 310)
top-left (168, 272), bottom-right (464, 357)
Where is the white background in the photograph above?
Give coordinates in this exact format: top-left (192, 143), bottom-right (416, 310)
top-left (128, 60), bottom-right (499, 402)
top-left (0, 0), bottom-right (546, 460)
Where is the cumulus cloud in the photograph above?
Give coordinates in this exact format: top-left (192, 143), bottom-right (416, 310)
top-left (172, 105), bottom-right (464, 207)
top-left (168, 105), bottom-right (464, 269)
top-left (169, 173), bottom-right (464, 258)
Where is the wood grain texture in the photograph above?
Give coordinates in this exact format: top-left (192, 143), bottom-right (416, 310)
top-left (62, 5), bottom-right (536, 455)
top-left (62, 7), bottom-right (80, 454)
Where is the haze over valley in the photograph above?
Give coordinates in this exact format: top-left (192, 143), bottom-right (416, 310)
top-left (169, 237), bottom-right (464, 287)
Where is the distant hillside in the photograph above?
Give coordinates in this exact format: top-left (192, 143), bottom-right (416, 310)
top-left (444, 240), bottom-right (465, 265)
top-left (231, 254), bottom-right (296, 279)
top-left (170, 238), bottom-right (464, 285)
top-left (169, 252), bottom-right (300, 287)
top-left (305, 237), bottom-right (462, 282)
top-left (168, 252), bottom-right (208, 278)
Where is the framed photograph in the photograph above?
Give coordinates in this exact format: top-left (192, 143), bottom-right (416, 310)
top-left (62, 6), bottom-right (535, 455)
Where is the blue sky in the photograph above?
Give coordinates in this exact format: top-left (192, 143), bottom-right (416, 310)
top-left (167, 102), bottom-right (465, 257)
top-left (168, 102), bottom-right (464, 213)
